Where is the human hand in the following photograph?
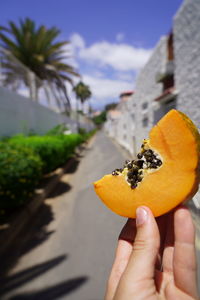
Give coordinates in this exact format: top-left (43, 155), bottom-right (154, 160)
top-left (105, 206), bottom-right (199, 300)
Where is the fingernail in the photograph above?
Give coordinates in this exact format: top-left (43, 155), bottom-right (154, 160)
top-left (136, 207), bottom-right (148, 226)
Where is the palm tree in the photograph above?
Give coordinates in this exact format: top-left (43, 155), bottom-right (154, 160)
top-left (0, 18), bottom-right (79, 110)
top-left (73, 81), bottom-right (92, 113)
top-left (73, 81), bottom-right (92, 131)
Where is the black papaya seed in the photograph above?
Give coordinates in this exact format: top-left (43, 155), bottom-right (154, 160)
top-left (127, 171), bottom-right (134, 178)
top-left (127, 163), bottom-right (133, 169)
top-left (157, 159), bottom-right (162, 166)
top-left (137, 153), bottom-right (143, 159)
top-left (131, 183), bottom-right (137, 189)
top-left (125, 160), bottom-right (130, 165)
top-left (136, 160), bottom-right (144, 168)
top-left (146, 156), bottom-right (153, 162)
top-left (150, 163), bottom-right (157, 169)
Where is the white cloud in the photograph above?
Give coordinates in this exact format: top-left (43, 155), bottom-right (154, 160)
top-left (69, 33), bottom-right (152, 72)
top-left (82, 74), bottom-right (133, 100)
top-left (67, 33), bottom-right (152, 109)
top-left (61, 42), bottom-right (79, 69)
top-left (70, 33), bottom-right (85, 50)
top-left (116, 32), bottom-right (125, 42)
top-left (79, 40), bottom-right (152, 71)
top-left (115, 71), bottom-right (135, 81)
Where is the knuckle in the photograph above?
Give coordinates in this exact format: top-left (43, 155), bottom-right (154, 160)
top-left (133, 238), bottom-right (147, 251)
top-left (133, 238), bottom-right (159, 252)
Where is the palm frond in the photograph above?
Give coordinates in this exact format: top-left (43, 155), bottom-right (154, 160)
top-left (0, 18), bottom-right (80, 111)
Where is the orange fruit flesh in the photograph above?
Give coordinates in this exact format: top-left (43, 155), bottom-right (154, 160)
top-left (94, 110), bottom-right (200, 218)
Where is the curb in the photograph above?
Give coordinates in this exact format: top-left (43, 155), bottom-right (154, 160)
top-left (0, 135), bottom-right (96, 258)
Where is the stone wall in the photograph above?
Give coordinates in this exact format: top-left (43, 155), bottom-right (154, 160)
top-left (103, 0), bottom-right (200, 209)
top-left (132, 37), bottom-right (167, 151)
top-left (173, 0), bottom-right (200, 208)
top-left (174, 0), bottom-right (200, 129)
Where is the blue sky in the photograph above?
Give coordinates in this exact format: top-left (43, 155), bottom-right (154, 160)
top-left (0, 0), bottom-right (183, 110)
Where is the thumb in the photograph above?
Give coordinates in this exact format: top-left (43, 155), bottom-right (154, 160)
top-left (123, 206), bottom-right (160, 282)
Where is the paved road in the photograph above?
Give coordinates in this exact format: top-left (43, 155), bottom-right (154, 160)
top-left (1, 131), bottom-right (126, 300)
top-left (1, 130), bottom-right (200, 299)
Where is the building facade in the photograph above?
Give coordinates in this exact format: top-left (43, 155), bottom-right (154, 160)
top-left (174, 0), bottom-right (200, 128)
top-left (105, 0), bottom-right (200, 207)
top-left (105, 91), bottom-right (134, 154)
top-left (106, 0), bottom-right (200, 154)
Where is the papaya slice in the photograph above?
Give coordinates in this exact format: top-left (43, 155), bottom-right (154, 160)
top-left (94, 110), bottom-right (200, 218)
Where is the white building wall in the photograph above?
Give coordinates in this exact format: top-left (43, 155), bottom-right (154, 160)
top-left (105, 112), bottom-right (120, 139)
top-left (173, 0), bottom-right (200, 208)
top-left (173, 0), bottom-right (200, 128)
top-left (125, 105), bottom-right (135, 154)
top-left (104, 0), bottom-right (200, 209)
top-left (132, 37), bottom-right (168, 151)
top-left (0, 86), bottom-right (92, 136)
top-left (117, 103), bottom-right (127, 149)
top-left (113, 99), bottom-right (134, 153)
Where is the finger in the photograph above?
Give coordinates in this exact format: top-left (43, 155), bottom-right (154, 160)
top-left (156, 213), bottom-right (171, 270)
top-left (162, 211), bottom-right (174, 274)
top-left (173, 206), bottom-right (198, 299)
top-left (105, 219), bottom-right (136, 300)
top-left (122, 206), bottom-right (160, 282)
top-left (119, 218), bottom-right (136, 243)
top-left (156, 213), bottom-right (169, 255)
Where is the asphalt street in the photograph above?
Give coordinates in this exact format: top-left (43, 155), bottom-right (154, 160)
top-left (0, 130), bottom-right (200, 299)
top-left (0, 131), bottom-right (126, 300)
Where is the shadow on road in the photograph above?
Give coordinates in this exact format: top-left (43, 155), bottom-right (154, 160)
top-left (64, 157), bottom-right (80, 174)
top-left (48, 181), bottom-right (71, 198)
top-left (0, 255), bottom-right (67, 297)
top-left (0, 203), bottom-right (54, 277)
top-left (0, 154), bottom-right (83, 277)
top-left (9, 276), bottom-right (89, 300)
top-left (20, 204), bottom-right (55, 256)
top-left (0, 149), bottom-right (91, 297)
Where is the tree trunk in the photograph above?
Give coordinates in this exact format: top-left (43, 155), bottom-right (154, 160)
top-left (82, 101), bottom-right (84, 114)
top-left (76, 97), bottom-right (80, 132)
top-left (27, 70), bottom-right (37, 101)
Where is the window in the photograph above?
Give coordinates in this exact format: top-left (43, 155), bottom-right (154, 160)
top-left (167, 33), bottom-right (174, 61)
top-left (164, 98), bottom-right (176, 112)
top-left (142, 116), bottom-right (149, 127)
top-left (142, 102), bottom-right (148, 110)
top-left (163, 75), bottom-right (174, 91)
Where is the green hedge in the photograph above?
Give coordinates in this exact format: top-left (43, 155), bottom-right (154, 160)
top-left (0, 143), bottom-right (42, 209)
top-left (0, 130), bottom-right (95, 210)
top-left (46, 123), bottom-right (69, 136)
top-left (9, 134), bottom-right (84, 174)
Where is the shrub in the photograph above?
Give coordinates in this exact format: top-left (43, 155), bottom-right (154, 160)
top-left (0, 130), bottom-right (95, 210)
top-left (9, 134), bottom-right (84, 174)
top-left (92, 111), bottom-right (106, 126)
top-left (78, 127), bottom-right (87, 135)
top-left (9, 136), bottom-right (65, 174)
top-left (46, 124), bottom-right (69, 136)
top-left (81, 128), bottom-right (97, 141)
top-left (0, 143), bottom-right (42, 209)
